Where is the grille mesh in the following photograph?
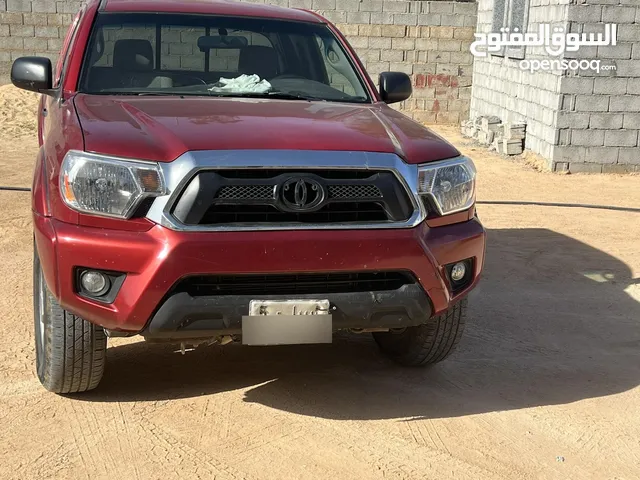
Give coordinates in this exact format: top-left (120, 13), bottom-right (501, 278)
top-left (328, 184), bottom-right (382, 199)
top-left (175, 271), bottom-right (416, 296)
top-left (216, 185), bottom-right (274, 200)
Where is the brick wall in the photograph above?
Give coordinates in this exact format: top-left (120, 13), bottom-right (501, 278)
top-left (470, 0), bottom-right (640, 172)
top-left (470, 0), bottom-right (567, 162)
top-left (0, 0), bottom-right (478, 123)
top-left (553, 1), bottom-right (640, 173)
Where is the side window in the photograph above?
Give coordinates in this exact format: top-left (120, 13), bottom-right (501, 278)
top-left (54, 10), bottom-right (82, 88)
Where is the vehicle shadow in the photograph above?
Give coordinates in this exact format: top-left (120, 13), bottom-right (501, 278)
top-left (79, 228), bottom-right (640, 420)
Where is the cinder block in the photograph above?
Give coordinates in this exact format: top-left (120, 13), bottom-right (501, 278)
top-left (288, 0), bottom-right (312, 8)
top-left (593, 77), bottom-right (628, 95)
top-left (346, 12), bottom-right (371, 23)
top-left (602, 6), bottom-right (637, 23)
top-left (417, 14), bottom-right (441, 26)
top-left (10, 24), bottom-right (34, 36)
top-left (584, 147), bottom-right (618, 164)
top-left (575, 95), bottom-right (609, 112)
top-left (380, 25), bottom-right (406, 37)
top-left (393, 13), bottom-right (418, 25)
top-left (2, 37), bottom-right (24, 49)
top-left (436, 111), bottom-right (460, 124)
top-left (618, 148), bottom-right (640, 165)
top-left (380, 49), bottom-right (403, 62)
top-left (567, 6), bottom-right (602, 23)
top-left (416, 38), bottom-right (438, 50)
top-left (47, 37), bottom-right (62, 50)
top-left (337, 0), bottom-right (360, 12)
top-left (589, 113), bottom-right (623, 129)
top-left (618, 25), bottom-right (640, 43)
top-left (369, 37), bottom-right (391, 49)
top-left (321, 11), bottom-right (346, 23)
top-left (32, 0), bottom-right (56, 13)
top-left (382, 1), bottom-right (409, 13)
top-left (347, 36), bottom-right (369, 48)
top-left (437, 39), bottom-right (462, 52)
top-left (454, 3), bottom-right (477, 15)
top-left (561, 77), bottom-right (594, 98)
top-left (430, 26), bottom-right (453, 38)
top-left (449, 51), bottom-right (473, 65)
top-left (23, 13), bottom-right (49, 25)
top-left (616, 60), bottom-right (640, 77)
top-left (391, 37), bottom-right (415, 50)
top-left (604, 130), bottom-right (638, 147)
top-left (553, 146), bottom-right (586, 163)
top-left (597, 44), bottom-right (633, 60)
top-left (7, 0), bottom-right (31, 12)
top-left (0, 12), bottom-right (25, 23)
top-left (569, 163), bottom-right (604, 173)
top-left (312, 0), bottom-right (335, 9)
top-left (370, 12), bottom-right (394, 24)
top-left (627, 78), bottom-right (640, 95)
top-left (428, 51), bottom-right (450, 63)
top-left (358, 24), bottom-right (381, 36)
top-left (571, 129), bottom-right (605, 146)
top-left (609, 96), bottom-right (640, 112)
top-left (23, 37), bottom-right (48, 50)
top-left (389, 62), bottom-right (413, 74)
top-left (358, 0), bottom-right (383, 12)
top-left (602, 164), bottom-right (640, 174)
top-left (453, 27), bottom-right (475, 40)
top-left (553, 162), bottom-right (570, 173)
top-left (439, 14), bottom-right (466, 27)
top-left (56, 1), bottom-right (84, 14)
top-left (502, 138), bottom-right (523, 155)
top-left (557, 112), bottom-right (589, 129)
top-left (622, 113), bottom-right (640, 129)
top-left (429, 2), bottom-right (453, 14)
top-left (336, 23), bottom-right (358, 35)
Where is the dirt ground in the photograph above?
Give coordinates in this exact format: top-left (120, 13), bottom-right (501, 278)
top-left (1, 84), bottom-right (639, 479)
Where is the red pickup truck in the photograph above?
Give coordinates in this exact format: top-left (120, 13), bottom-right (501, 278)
top-left (12, 0), bottom-right (485, 393)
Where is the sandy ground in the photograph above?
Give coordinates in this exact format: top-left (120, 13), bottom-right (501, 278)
top-left (1, 85), bottom-right (639, 479)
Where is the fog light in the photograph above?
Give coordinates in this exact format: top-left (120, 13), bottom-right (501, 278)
top-left (80, 270), bottom-right (110, 296)
top-left (450, 262), bottom-right (467, 282)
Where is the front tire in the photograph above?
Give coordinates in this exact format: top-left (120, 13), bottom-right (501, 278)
top-left (34, 245), bottom-right (107, 393)
top-left (373, 299), bottom-right (467, 366)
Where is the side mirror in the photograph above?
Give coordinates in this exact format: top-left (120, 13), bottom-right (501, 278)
top-left (379, 72), bottom-right (412, 104)
top-left (11, 56), bottom-right (55, 95)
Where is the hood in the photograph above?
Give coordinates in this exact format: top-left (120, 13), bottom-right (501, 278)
top-left (73, 94), bottom-right (460, 164)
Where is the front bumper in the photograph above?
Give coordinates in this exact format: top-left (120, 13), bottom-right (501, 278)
top-left (34, 213), bottom-right (486, 334)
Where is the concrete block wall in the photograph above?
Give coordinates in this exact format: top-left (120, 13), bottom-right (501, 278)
top-left (553, 0), bottom-right (640, 173)
top-left (470, 0), bottom-right (567, 163)
top-left (470, 0), bottom-right (640, 172)
top-left (0, 0), bottom-right (478, 124)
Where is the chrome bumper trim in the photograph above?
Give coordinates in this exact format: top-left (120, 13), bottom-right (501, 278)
top-left (146, 150), bottom-right (428, 231)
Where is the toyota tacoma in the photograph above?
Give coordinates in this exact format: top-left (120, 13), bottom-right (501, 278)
top-left (12, 0), bottom-right (485, 393)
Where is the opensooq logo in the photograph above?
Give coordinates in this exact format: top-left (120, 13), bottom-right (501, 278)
top-left (470, 24), bottom-right (618, 57)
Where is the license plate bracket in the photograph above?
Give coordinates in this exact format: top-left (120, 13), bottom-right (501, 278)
top-left (242, 299), bottom-right (332, 345)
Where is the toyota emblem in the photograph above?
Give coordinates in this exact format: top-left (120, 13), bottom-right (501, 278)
top-left (280, 177), bottom-right (325, 211)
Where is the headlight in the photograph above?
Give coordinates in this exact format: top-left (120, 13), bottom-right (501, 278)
top-left (60, 151), bottom-right (165, 218)
top-left (417, 156), bottom-right (476, 216)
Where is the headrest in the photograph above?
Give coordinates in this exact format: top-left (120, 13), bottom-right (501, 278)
top-left (113, 39), bottom-right (154, 71)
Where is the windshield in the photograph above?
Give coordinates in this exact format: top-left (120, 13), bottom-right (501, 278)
top-left (79, 13), bottom-right (370, 103)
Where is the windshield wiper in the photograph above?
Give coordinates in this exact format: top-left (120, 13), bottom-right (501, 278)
top-left (207, 91), bottom-right (326, 101)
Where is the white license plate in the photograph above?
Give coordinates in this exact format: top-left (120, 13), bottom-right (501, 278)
top-left (243, 300), bottom-right (332, 345)
top-left (248, 299), bottom-right (330, 316)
